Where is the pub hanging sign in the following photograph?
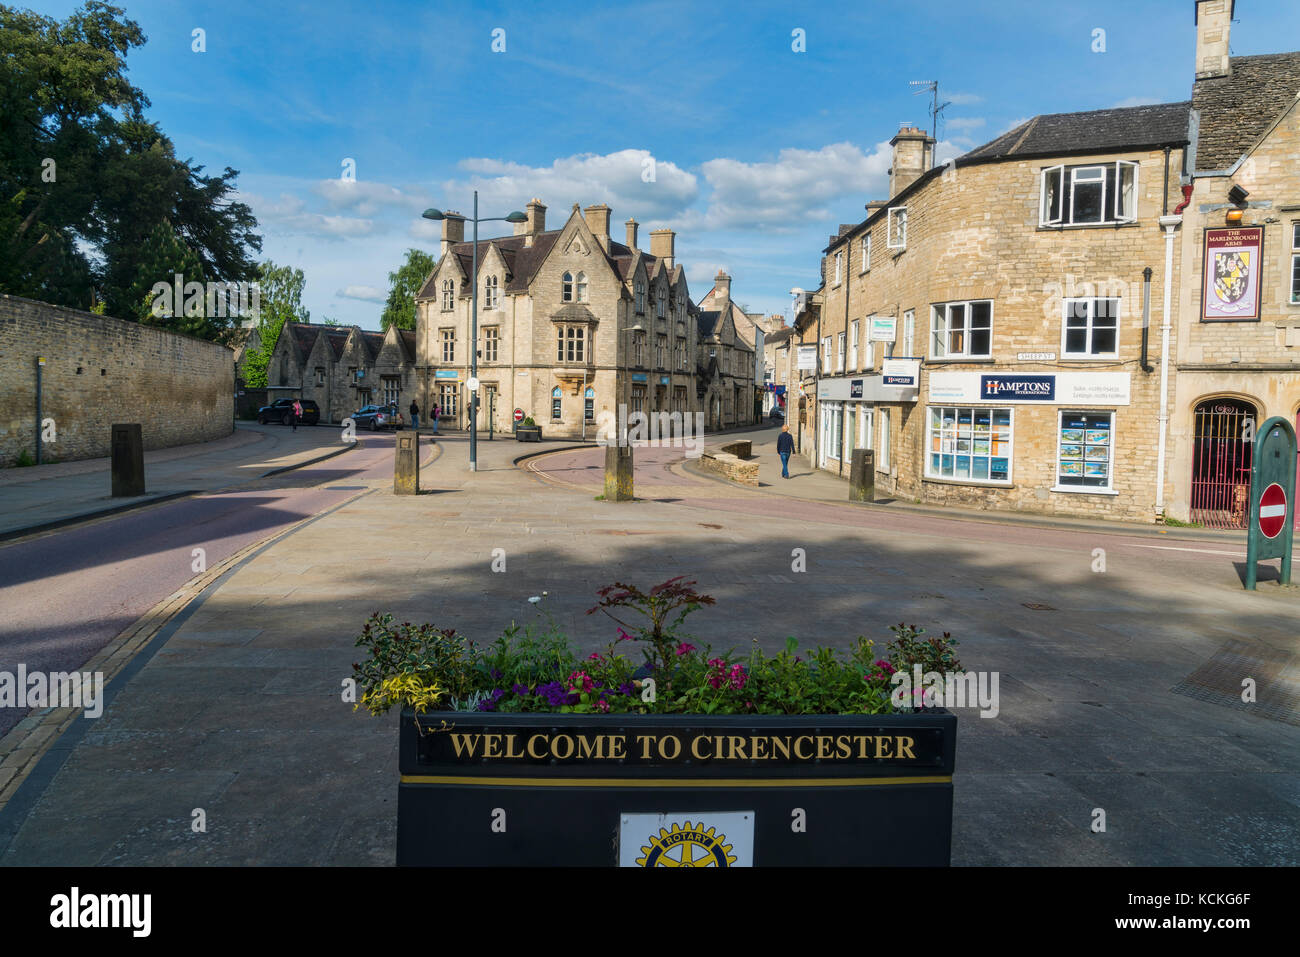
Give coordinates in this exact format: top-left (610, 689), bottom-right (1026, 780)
top-left (1202, 226), bottom-right (1264, 321)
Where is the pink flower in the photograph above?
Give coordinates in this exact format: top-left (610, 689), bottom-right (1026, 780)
top-left (566, 671), bottom-right (594, 694)
top-left (616, 628), bottom-right (635, 642)
top-left (728, 663), bottom-right (748, 691)
top-left (675, 642), bottom-right (696, 657)
top-left (588, 652), bottom-right (602, 660)
top-left (597, 698), bottom-right (610, 713)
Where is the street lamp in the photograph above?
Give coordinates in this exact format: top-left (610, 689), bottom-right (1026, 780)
top-left (423, 195), bottom-right (526, 472)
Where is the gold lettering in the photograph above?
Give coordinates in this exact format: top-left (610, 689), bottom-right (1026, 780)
top-left (526, 733), bottom-right (547, 759)
top-left (817, 735), bottom-right (833, 759)
top-left (751, 736), bottom-right (768, 760)
top-left (577, 735), bottom-right (602, 760)
top-left (855, 735), bottom-right (871, 759)
top-left (504, 734), bottom-right (524, 759)
top-left (897, 735), bottom-right (916, 759)
top-left (636, 735), bottom-right (654, 760)
top-left (449, 733), bottom-right (481, 758)
top-left (607, 734), bottom-right (627, 759)
top-left (794, 736), bottom-right (814, 760)
top-left (728, 736), bottom-right (748, 760)
top-left (771, 736), bottom-right (791, 760)
top-left (874, 736), bottom-right (893, 759)
top-left (552, 734), bottom-right (574, 759)
top-left (483, 734), bottom-right (502, 758)
top-left (691, 734), bottom-right (711, 760)
top-left (836, 735), bottom-right (852, 759)
top-left (659, 735), bottom-right (681, 760)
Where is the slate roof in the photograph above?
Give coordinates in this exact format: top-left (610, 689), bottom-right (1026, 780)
top-left (962, 101), bottom-right (1191, 162)
top-left (1192, 52), bottom-right (1300, 171)
top-left (324, 329), bottom-right (348, 360)
top-left (288, 322), bottom-right (321, 356)
top-left (765, 326), bottom-right (794, 346)
top-left (398, 329), bottom-right (416, 360)
top-left (698, 311), bottom-right (720, 338)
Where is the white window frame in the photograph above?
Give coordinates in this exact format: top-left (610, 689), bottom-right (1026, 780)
top-left (833, 251), bottom-right (843, 285)
top-left (903, 310), bottom-right (915, 357)
top-left (924, 406), bottom-right (1013, 485)
top-left (1040, 160), bottom-right (1139, 227)
top-left (575, 271), bottom-right (588, 303)
top-left (860, 408), bottom-right (873, 451)
top-left (1052, 409), bottom-right (1117, 494)
top-left (1061, 297), bottom-right (1120, 359)
top-left (849, 319), bottom-right (860, 369)
top-left (887, 207), bottom-right (907, 249)
top-left (483, 274), bottom-right (499, 309)
top-left (836, 332), bottom-right (846, 372)
top-left (822, 336), bottom-right (832, 372)
top-left (930, 300), bottom-right (993, 359)
top-left (441, 279), bottom-right (455, 311)
top-left (860, 234), bottom-right (871, 273)
top-left (440, 329), bottom-right (455, 364)
top-left (1290, 223), bottom-right (1300, 305)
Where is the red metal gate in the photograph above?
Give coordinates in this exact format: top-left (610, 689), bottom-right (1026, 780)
top-left (1190, 400), bottom-right (1256, 529)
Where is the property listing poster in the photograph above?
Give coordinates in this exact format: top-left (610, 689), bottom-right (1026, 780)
top-left (1202, 227), bottom-right (1264, 321)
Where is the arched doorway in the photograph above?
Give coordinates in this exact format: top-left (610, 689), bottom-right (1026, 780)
top-left (1190, 397), bottom-right (1257, 528)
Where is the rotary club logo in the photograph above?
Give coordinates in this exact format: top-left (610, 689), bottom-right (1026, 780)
top-left (635, 821), bottom-right (737, 867)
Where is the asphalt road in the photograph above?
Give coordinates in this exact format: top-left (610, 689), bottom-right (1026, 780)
top-left (0, 433), bottom-right (401, 738)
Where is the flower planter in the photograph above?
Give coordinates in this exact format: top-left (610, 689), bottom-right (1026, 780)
top-left (397, 709), bottom-right (956, 867)
top-left (515, 426), bottom-right (542, 442)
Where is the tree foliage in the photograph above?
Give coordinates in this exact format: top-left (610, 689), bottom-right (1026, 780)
top-left (0, 2), bottom-right (261, 339)
top-left (241, 261), bottom-right (310, 387)
top-left (381, 248), bottom-right (435, 330)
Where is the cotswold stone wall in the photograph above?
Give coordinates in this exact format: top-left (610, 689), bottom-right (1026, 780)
top-left (0, 295), bottom-right (233, 466)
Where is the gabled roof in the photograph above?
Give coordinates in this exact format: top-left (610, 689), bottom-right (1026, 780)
top-left (765, 326), bottom-right (794, 346)
top-left (397, 328), bottom-right (416, 360)
top-left (1192, 52), bottom-right (1300, 171)
top-left (324, 328), bottom-right (348, 360)
top-left (287, 322), bottom-right (321, 357)
top-left (697, 311), bottom-right (720, 339)
top-left (962, 101), bottom-right (1191, 162)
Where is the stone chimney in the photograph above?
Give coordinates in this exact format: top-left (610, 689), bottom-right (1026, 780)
top-left (440, 213), bottom-right (465, 257)
top-left (625, 218), bottom-right (639, 250)
top-left (1195, 0), bottom-right (1233, 80)
top-left (713, 269), bottom-right (732, 308)
top-left (524, 198), bottom-right (546, 248)
top-left (866, 200), bottom-right (889, 216)
top-left (649, 228), bottom-right (675, 268)
top-left (888, 126), bottom-right (935, 199)
top-left (584, 203), bottom-right (611, 251)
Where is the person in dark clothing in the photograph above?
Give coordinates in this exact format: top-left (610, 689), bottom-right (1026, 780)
top-left (777, 425), bottom-right (795, 479)
top-left (409, 399), bottom-right (420, 430)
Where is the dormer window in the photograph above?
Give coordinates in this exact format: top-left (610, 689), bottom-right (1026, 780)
top-left (483, 274), bottom-right (499, 309)
top-left (635, 280), bottom-right (646, 314)
top-left (441, 279), bottom-right (454, 311)
top-left (887, 207), bottom-right (907, 249)
top-left (1040, 161), bottom-right (1138, 227)
top-left (575, 271), bottom-right (587, 303)
top-left (656, 288), bottom-right (666, 318)
top-left (562, 272), bottom-right (574, 302)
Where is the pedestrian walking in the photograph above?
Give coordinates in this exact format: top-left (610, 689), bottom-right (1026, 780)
top-left (409, 399), bottom-right (420, 430)
top-left (431, 403), bottom-right (440, 434)
top-left (291, 398), bottom-right (303, 432)
top-left (777, 424), bottom-right (794, 479)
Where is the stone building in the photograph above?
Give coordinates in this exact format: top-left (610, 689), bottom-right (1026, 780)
top-left (412, 200), bottom-right (757, 437)
top-left (762, 325), bottom-right (795, 416)
top-left (267, 321), bottom-right (416, 423)
top-left (795, 0), bottom-right (1298, 527)
top-left (696, 270), bottom-right (763, 429)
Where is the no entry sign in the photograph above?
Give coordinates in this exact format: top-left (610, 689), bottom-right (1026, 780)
top-left (1258, 483), bottom-right (1287, 539)
top-left (513, 408), bottom-right (524, 423)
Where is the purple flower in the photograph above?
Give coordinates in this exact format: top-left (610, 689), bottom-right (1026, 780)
top-left (617, 682), bottom-right (635, 697)
top-left (675, 642), bottom-right (696, 657)
top-left (476, 688), bottom-right (507, 712)
top-left (511, 683), bottom-right (529, 697)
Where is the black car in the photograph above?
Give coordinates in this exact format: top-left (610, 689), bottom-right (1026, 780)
top-left (256, 397), bottom-right (320, 426)
top-left (350, 403), bottom-right (404, 431)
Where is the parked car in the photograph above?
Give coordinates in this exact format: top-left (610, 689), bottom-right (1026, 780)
top-left (256, 397), bottom-right (320, 426)
top-left (769, 406), bottom-right (785, 422)
top-left (351, 403), bottom-right (405, 431)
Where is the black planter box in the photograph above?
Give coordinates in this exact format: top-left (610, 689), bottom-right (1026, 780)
top-left (397, 710), bottom-right (956, 867)
top-left (515, 426), bottom-right (542, 442)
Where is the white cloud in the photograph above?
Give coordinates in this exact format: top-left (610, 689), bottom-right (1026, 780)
top-left (945, 117), bottom-right (986, 132)
top-left (242, 192), bottom-right (380, 240)
top-left (947, 92), bottom-right (984, 106)
top-left (336, 285), bottom-right (386, 302)
top-left (693, 141), bottom-right (893, 232)
top-left (314, 179), bottom-right (429, 217)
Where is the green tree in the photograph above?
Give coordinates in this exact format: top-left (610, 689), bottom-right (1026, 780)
top-left (380, 248), bottom-right (434, 330)
top-left (126, 220), bottom-right (215, 338)
top-left (242, 261), bottom-right (310, 387)
top-left (0, 2), bottom-right (260, 336)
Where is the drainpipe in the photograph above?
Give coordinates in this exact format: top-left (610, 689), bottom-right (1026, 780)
top-left (1140, 267), bottom-right (1154, 373)
top-left (1155, 214), bottom-right (1182, 517)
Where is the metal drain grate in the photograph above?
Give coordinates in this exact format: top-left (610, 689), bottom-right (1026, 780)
top-left (1171, 639), bottom-right (1300, 726)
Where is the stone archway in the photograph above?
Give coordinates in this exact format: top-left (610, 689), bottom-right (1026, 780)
top-left (1190, 396), bottom-right (1258, 528)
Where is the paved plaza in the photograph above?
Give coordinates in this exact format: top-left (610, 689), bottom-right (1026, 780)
top-left (1, 427), bottom-right (1297, 865)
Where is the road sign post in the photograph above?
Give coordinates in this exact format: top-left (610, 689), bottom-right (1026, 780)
top-left (1245, 416), bottom-right (1296, 590)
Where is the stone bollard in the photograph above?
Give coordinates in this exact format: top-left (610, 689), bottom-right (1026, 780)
top-left (604, 443), bottom-right (634, 501)
top-left (111, 424), bottom-right (145, 497)
top-left (848, 448), bottom-right (875, 503)
top-left (394, 432), bottom-right (419, 495)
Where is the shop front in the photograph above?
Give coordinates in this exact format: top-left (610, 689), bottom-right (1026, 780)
top-left (816, 364), bottom-right (919, 474)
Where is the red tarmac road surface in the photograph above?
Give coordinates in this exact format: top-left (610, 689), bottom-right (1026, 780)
top-left (0, 435), bottom-right (398, 738)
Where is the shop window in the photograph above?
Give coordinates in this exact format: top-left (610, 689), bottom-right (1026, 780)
top-left (926, 406), bottom-right (1012, 483)
top-left (1056, 410), bottom-right (1113, 490)
top-left (551, 387), bottom-right (562, 420)
top-left (584, 386), bottom-right (595, 420)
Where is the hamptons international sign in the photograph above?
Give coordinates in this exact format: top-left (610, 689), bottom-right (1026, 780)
top-left (881, 358), bottom-right (920, 388)
top-left (929, 371), bottom-right (1130, 406)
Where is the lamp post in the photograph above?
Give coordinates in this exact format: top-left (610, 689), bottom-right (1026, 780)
top-left (423, 195), bottom-right (526, 471)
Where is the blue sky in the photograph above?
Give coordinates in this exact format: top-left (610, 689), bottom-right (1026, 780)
top-left (28, 0), bottom-right (1300, 327)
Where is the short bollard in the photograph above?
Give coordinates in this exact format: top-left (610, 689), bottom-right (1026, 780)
top-left (604, 443), bottom-right (634, 501)
top-left (848, 448), bottom-right (875, 503)
top-left (394, 432), bottom-right (419, 495)
top-left (111, 424), bottom-right (145, 497)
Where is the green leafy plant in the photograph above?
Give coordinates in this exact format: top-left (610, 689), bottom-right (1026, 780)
top-left (521, 416), bottom-right (537, 428)
top-left (352, 614), bottom-right (478, 713)
top-left (885, 624), bottom-right (962, 675)
top-left (586, 576), bottom-right (716, 678)
top-left (13, 449), bottom-right (35, 467)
